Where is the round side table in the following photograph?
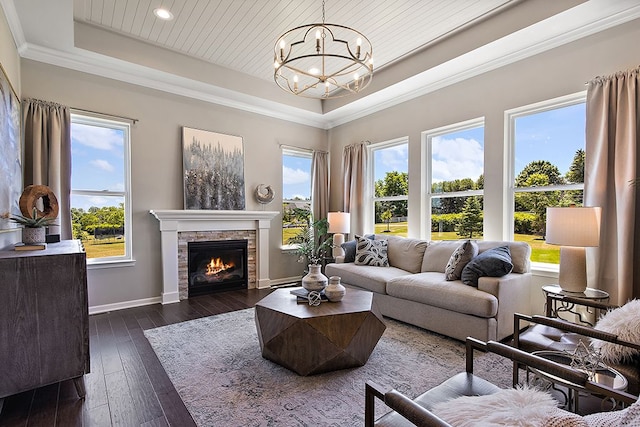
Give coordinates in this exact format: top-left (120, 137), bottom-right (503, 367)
top-left (542, 285), bottom-right (609, 326)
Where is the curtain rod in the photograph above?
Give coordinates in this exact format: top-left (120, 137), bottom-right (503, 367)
top-left (70, 107), bottom-right (138, 124)
top-left (279, 144), bottom-right (327, 154)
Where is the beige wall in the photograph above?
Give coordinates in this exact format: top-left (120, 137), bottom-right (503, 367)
top-left (328, 18), bottom-right (640, 314)
top-left (21, 61), bottom-right (326, 309)
top-left (0, 5), bottom-right (21, 250)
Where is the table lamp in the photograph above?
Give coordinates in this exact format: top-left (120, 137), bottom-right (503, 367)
top-left (328, 212), bottom-right (351, 258)
top-left (545, 206), bottom-right (601, 293)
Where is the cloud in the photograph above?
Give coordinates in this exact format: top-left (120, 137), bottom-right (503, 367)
top-left (72, 123), bottom-right (123, 151)
top-left (377, 144), bottom-right (408, 171)
top-left (90, 159), bottom-right (115, 172)
top-left (283, 165), bottom-right (310, 184)
top-left (432, 137), bottom-right (483, 182)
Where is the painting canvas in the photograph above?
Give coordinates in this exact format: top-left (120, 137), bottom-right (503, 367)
top-left (0, 63), bottom-right (21, 231)
top-left (182, 127), bottom-right (245, 210)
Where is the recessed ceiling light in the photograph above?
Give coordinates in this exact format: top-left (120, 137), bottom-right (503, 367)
top-left (153, 8), bottom-right (174, 21)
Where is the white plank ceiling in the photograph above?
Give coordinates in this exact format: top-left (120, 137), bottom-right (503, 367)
top-left (73, 0), bottom-right (514, 83)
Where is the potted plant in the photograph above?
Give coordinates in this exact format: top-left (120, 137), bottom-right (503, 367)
top-left (10, 207), bottom-right (57, 244)
top-left (288, 217), bottom-right (333, 291)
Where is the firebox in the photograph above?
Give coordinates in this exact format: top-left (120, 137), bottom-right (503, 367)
top-left (188, 240), bottom-right (248, 297)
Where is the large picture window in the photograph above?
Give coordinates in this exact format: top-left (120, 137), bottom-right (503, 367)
top-left (282, 148), bottom-right (312, 246)
top-left (70, 114), bottom-right (132, 264)
top-left (507, 94), bottom-right (586, 265)
top-left (370, 139), bottom-right (409, 236)
top-left (424, 119), bottom-right (484, 240)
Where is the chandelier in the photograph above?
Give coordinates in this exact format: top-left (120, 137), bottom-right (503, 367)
top-left (273, 0), bottom-right (373, 99)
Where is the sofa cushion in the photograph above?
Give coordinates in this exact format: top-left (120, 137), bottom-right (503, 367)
top-left (375, 235), bottom-right (429, 273)
top-left (477, 241), bottom-right (530, 273)
top-left (355, 236), bottom-right (389, 266)
top-left (386, 273), bottom-right (498, 318)
top-left (341, 234), bottom-right (374, 263)
top-left (325, 263), bottom-right (411, 294)
top-left (421, 240), bottom-right (464, 273)
top-left (445, 240), bottom-right (478, 281)
top-left (461, 246), bottom-right (513, 287)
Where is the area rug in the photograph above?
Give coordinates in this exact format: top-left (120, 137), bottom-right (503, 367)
top-left (144, 309), bottom-right (513, 426)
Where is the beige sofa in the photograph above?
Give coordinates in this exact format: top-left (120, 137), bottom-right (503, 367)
top-left (325, 235), bottom-right (532, 342)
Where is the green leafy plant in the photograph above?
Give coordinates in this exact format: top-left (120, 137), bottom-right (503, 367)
top-left (288, 217), bottom-right (332, 266)
top-left (10, 207), bottom-right (57, 228)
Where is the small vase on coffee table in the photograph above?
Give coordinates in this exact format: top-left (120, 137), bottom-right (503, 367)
top-left (301, 264), bottom-right (328, 292)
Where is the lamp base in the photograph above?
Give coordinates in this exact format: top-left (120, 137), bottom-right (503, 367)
top-left (558, 246), bottom-right (587, 293)
top-left (332, 233), bottom-right (345, 258)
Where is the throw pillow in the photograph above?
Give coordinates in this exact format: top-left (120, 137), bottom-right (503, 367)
top-left (354, 236), bottom-right (388, 267)
top-left (445, 240), bottom-right (479, 281)
top-left (432, 386), bottom-right (559, 427)
top-left (341, 234), bottom-right (374, 263)
top-left (460, 246), bottom-right (513, 287)
top-left (592, 299), bottom-right (640, 363)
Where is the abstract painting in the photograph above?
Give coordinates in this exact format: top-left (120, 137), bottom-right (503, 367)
top-left (182, 127), bottom-right (245, 210)
top-left (0, 63), bottom-right (21, 231)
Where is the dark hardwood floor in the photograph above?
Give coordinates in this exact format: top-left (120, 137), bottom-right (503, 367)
top-left (0, 288), bottom-right (274, 427)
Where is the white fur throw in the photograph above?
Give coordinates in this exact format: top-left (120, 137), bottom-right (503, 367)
top-left (431, 386), bottom-right (559, 426)
top-left (592, 299), bottom-right (640, 363)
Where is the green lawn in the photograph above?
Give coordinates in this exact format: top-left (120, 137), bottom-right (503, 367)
top-left (82, 238), bottom-right (125, 259)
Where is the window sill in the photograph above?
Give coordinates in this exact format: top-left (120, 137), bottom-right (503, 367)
top-left (530, 262), bottom-right (559, 278)
top-left (87, 259), bottom-right (136, 270)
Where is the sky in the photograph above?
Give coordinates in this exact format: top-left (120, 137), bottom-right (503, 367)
top-left (282, 153), bottom-right (312, 200)
top-left (373, 102), bottom-right (585, 185)
top-left (70, 122), bottom-right (125, 210)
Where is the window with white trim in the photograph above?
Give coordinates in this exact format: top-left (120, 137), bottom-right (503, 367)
top-left (424, 119), bottom-right (485, 240)
top-left (70, 114), bottom-right (132, 264)
top-left (282, 148), bottom-right (312, 246)
top-left (370, 138), bottom-right (409, 236)
top-left (507, 94), bottom-right (586, 265)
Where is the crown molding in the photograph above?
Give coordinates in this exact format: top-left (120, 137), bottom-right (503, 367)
top-left (19, 43), bottom-right (330, 129)
top-left (0, 0), bottom-right (25, 50)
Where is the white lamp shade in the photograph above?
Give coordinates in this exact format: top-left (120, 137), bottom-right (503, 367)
top-left (545, 207), bottom-right (601, 247)
top-left (328, 212), bottom-right (351, 234)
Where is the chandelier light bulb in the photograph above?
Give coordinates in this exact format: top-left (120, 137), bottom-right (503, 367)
top-left (356, 37), bottom-right (362, 58)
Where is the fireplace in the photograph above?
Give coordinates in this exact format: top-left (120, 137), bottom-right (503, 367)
top-left (188, 240), bottom-right (248, 297)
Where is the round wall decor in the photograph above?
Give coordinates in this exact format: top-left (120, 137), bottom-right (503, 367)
top-left (254, 184), bottom-right (275, 205)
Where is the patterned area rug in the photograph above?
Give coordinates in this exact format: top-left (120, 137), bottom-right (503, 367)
top-left (144, 308), bottom-right (513, 426)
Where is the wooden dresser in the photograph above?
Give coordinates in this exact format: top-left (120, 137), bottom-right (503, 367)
top-left (0, 240), bottom-right (89, 400)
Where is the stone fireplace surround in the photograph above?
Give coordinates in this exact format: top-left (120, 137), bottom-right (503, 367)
top-left (150, 210), bottom-right (278, 304)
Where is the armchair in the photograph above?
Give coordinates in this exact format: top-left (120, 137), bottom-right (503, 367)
top-left (514, 293), bottom-right (640, 396)
top-left (365, 337), bottom-right (637, 426)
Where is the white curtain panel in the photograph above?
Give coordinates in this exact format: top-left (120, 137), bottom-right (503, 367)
top-left (311, 150), bottom-right (329, 222)
top-left (22, 99), bottom-right (72, 240)
top-left (585, 66), bottom-right (640, 304)
top-left (342, 142), bottom-right (368, 236)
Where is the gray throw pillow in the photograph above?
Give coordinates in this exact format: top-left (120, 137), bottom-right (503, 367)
top-left (445, 240), bottom-right (478, 281)
top-left (341, 234), bottom-right (374, 263)
top-left (355, 236), bottom-right (389, 267)
top-left (461, 246), bottom-right (513, 287)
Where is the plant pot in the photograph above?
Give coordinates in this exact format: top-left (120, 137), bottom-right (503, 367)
top-left (301, 264), bottom-right (328, 292)
top-left (22, 227), bottom-right (46, 244)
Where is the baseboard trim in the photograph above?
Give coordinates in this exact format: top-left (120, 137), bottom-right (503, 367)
top-left (269, 276), bottom-right (302, 288)
top-left (89, 296), bottom-right (162, 315)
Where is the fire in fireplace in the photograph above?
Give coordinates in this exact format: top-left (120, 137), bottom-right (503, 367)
top-left (188, 240), bottom-right (248, 296)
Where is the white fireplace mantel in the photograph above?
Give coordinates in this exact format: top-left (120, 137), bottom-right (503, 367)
top-left (150, 209), bottom-right (279, 304)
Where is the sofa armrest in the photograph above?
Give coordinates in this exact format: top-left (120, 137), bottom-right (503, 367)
top-left (478, 273), bottom-right (532, 340)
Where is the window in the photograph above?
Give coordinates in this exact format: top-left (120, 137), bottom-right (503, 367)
top-left (70, 114), bottom-right (132, 264)
top-left (507, 94), bottom-right (586, 265)
top-left (424, 119), bottom-right (484, 240)
top-left (282, 148), bottom-right (312, 246)
top-left (370, 138), bottom-right (409, 236)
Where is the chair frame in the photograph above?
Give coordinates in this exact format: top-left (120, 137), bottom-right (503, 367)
top-left (365, 336), bottom-right (637, 426)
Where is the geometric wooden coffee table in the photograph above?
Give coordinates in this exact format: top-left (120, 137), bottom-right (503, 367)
top-left (254, 287), bottom-right (386, 376)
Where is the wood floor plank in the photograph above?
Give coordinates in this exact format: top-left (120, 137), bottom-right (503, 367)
top-left (104, 370), bottom-right (139, 426)
top-left (55, 379), bottom-right (83, 427)
top-left (25, 382), bottom-right (59, 426)
top-left (95, 315), bottom-right (123, 376)
top-left (82, 403), bottom-right (112, 427)
top-left (140, 415), bottom-right (169, 427)
top-left (0, 390), bottom-right (33, 427)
